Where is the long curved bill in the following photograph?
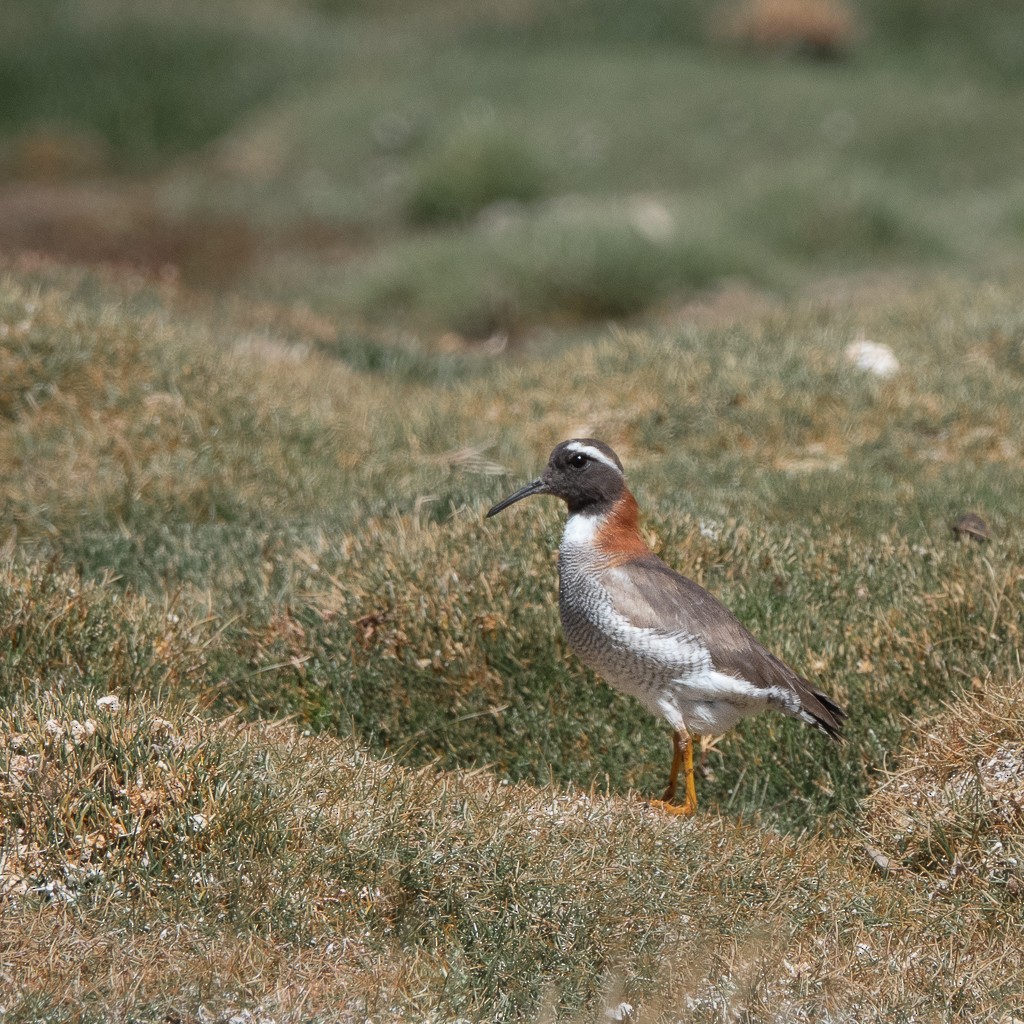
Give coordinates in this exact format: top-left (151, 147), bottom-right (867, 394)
top-left (486, 478), bottom-right (548, 518)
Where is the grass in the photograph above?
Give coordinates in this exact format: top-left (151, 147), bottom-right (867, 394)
top-left (180, 1), bottom-right (1024, 333)
top-left (325, 197), bottom-right (754, 334)
top-left (0, 0), bottom-right (332, 169)
top-left (405, 115), bottom-right (551, 225)
top-left (241, 40), bottom-right (1023, 331)
top-left (2, 256), bottom-right (1024, 1018)
top-left (866, 665), bottom-right (1024, 888)
top-left (5, 0), bottom-right (1024, 332)
top-left (3, 2), bottom-right (1024, 1016)
top-left (2, 571), bottom-right (1023, 1020)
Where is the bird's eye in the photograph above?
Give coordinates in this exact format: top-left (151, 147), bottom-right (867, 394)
top-left (569, 452), bottom-right (588, 469)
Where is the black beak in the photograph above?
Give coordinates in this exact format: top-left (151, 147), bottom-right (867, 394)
top-left (486, 478), bottom-right (548, 518)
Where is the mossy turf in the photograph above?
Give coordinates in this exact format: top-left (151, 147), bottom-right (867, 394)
top-left (2, 259), bottom-right (1023, 1019)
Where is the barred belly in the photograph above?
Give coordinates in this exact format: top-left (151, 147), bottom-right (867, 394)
top-left (558, 543), bottom-right (773, 735)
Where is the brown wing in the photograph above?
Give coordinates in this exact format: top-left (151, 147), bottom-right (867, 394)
top-left (603, 553), bottom-right (846, 738)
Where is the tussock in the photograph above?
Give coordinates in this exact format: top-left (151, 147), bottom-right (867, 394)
top-left (866, 667), bottom-right (1024, 890)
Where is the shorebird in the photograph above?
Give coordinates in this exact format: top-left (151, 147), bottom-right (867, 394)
top-left (486, 438), bottom-right (845, 815)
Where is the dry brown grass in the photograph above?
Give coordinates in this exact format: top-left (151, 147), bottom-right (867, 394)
top-left (866, 662), bottom-right (1024, 890)
top-left (4, 699), bottom-right (1024, 1020)
top-left (0, 560), bottom-right (1022, 1020)
top-left (0, 254), bottom-right (402, 541)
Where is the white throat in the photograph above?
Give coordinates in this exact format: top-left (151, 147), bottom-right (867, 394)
top-left (561, 512), bottom-right (602, 548)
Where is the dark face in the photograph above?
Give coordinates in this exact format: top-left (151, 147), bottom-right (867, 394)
top-left (486, 438), bottom-right (626, 518)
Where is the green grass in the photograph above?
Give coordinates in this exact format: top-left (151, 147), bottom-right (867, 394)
top-left (4, 1), bottom-right (1024, 331)
top-left (320, 197), bottom-right (754, 334)
top-left (405, 115), bottom-right (551, 224)
top-left (225, 22), bottom-right (1024, 331)
top-left (2, 257), bottom-right (1024, 1017)
top-left (0, 0), bottom-right (333, 168)
top-left (2, 562), bottom-right (1023, 1020)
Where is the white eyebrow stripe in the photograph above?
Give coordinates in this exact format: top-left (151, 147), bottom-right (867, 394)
top-left (566, 441), bottom-right (623, 476)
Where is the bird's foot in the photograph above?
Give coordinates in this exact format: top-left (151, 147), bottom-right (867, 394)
top-left (647, 797), bottom-right (697, 817)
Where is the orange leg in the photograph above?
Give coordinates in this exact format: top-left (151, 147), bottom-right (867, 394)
top-left (661, 729), bottom-right (686, 803)
top-left (649, 730), bottom-right (698, 816)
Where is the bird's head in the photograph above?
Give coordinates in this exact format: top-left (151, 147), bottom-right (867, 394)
top-left (486, 438), bottom-right (626, 518)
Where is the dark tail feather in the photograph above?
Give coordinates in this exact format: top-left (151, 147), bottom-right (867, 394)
top-left (803, 688), bottom-right (846, 741)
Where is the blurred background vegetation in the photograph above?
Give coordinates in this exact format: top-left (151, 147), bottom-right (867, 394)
top-left (2, 0), bottom-right (1023, 337)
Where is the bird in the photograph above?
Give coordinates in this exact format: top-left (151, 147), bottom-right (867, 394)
top-left (486, 438), bottom-right (845, 815)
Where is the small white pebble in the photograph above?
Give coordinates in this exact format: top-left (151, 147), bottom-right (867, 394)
top-left (845, 339), bottom-right (900, 378)
top-left (96, 695), bottom-right (121, 713)
top-left (606, 1002), bottom-right (635, 1022)
top-left (629, 197), bottom-right (675, 242)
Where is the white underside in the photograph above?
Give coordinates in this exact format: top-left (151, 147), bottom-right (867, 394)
top-left (654, 671), bottom-right (776, 734)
